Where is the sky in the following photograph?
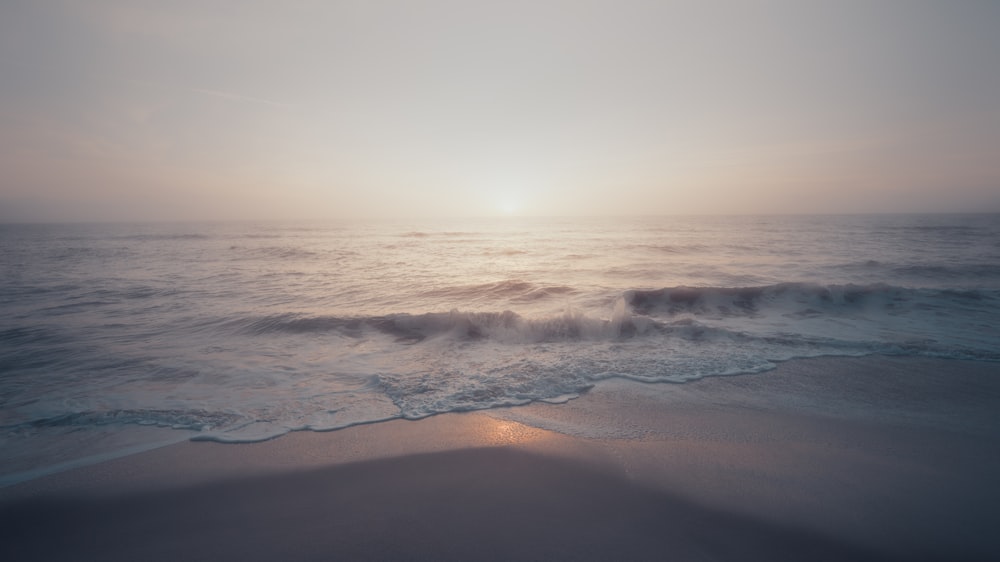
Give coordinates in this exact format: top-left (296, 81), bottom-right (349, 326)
top-left (1, 0), bottom-right (999, 222)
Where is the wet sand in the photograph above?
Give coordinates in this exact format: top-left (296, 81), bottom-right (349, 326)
top-left (2, 356), bottom-right (999, 561)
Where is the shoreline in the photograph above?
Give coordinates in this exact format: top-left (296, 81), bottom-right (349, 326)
top-left (2, 356), bottom-right (999, 560)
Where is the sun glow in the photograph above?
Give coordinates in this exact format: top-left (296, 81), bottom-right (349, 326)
top-left (499, 199), bottom-right (519, 215)
top-left (490, 181), bottom-right (538, 216)
top-left (491, 190), bottom-right (523, 216)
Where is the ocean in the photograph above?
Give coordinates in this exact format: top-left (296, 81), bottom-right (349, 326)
top-left (2, 214), bottom-right (999, 482)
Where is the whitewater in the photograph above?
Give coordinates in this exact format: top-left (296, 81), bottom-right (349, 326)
top-left (2, 214), bottom-right (999, 480)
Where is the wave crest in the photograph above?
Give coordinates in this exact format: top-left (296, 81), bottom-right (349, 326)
top-left (240, 308), bottom-right (651, 344)
top-left (232, 283), bottom-right (999, 350)
top-left (624, 282), bottom-right (997, 317)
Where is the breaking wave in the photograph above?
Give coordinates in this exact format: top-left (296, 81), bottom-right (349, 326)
top-left (624, 282), bottom-right (997, 317)
top-left (230, 283), bottom-right (999, 349)
top-left (237, 308), bottom-right (642, 344)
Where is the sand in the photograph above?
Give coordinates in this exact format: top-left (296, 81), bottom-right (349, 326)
top-left (2, 356), bottom-right (999, 561)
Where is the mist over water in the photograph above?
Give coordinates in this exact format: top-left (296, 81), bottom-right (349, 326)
top-left (2, 214), bottom-right (999, 479)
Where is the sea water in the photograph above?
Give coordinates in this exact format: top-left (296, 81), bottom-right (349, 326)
top-left (2, 214), bottom-right (999, 480)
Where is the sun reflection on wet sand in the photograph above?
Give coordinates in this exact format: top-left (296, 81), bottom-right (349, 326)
top-left (480, 419), bottom-right (544, 446)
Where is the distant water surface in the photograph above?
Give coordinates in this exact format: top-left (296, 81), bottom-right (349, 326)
top-left (2, 215), bottom-right (999, 480)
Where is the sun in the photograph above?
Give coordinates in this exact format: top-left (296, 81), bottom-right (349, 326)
top-left (499, 199), bottom-right (519, 215)
top-left (493, 190), bottom-right (525, 216)
top-left (487, 179), bottom-right (533, 216)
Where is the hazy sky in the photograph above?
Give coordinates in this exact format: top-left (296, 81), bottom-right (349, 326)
top-left (1, 1), bottom-right (999, 221)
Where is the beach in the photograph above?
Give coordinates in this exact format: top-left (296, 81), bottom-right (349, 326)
top-left (3, 356), bottom-right (998, 561)
top-left (4, 2), bottom-right (1000, 559)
